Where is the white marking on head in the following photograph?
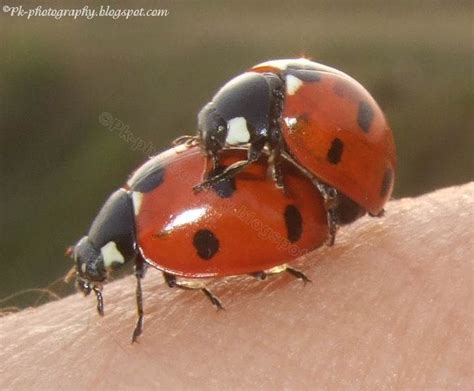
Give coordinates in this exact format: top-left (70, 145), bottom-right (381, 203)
top-left (132, 192), bottom-right (143, 216)
top-left (286, 75), bottom-right (303, 95)
top-left (225, 117), bottom-right (251, 145)
top-left (100, 241), bottom-right (125, 268)
top-left (81, 263), bottom-right (87, 274)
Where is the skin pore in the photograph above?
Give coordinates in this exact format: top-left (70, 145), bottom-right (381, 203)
top-left (0, 182), bottom-right (472, 390)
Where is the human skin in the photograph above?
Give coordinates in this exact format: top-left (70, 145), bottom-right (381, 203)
top-left (0, 183), bottom-right (472, 390)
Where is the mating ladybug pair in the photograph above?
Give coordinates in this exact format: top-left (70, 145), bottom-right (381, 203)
top-left (69, 58), bottom-right (396, 341)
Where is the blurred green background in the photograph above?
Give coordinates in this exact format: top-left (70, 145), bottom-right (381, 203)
top-left (1, 1), bottom-right (472, 308)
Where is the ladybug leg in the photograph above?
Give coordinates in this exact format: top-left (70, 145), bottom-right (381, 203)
top-left (163, 272), bottom-right (224, 310)
top-left (193, 142), bottom-right (265, 193)
top-left (269, 118), bottom-right (285, 189)
top-left (201, 287), bottom-right (225, 310)
top-left (270, 146), bottom-right (285, 190)
top-left (132, 255), bottom-right (148, 343)
top-left (280, 152), bottom-right (339, 246)
top-left (207, 153), bottom-right (220, 173)
top-left (251, 265), bottom-right (311, 285)
top-left (92, 285), bottom-right (105, 316)
top-left (314, 183), bottom-right (339, 247)
top-left (198, 152), bottom-right (220, 187)
top-left (76, 278), bottom-right (105, 316)
top-left (285, 266), bottom-right (312, 285)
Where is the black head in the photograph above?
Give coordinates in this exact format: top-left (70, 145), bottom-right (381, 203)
top-left (66, 236), bottom-right (106, 316)
top-left (197, 102), bottom-right (228, 158)
top-left (73, 236), bottom-right (105, 281)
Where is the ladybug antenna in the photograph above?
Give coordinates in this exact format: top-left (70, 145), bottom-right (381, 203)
top-left (64, 246), bottom-right (76, 283)
top-left (63, 266), bottom-right (77, 284)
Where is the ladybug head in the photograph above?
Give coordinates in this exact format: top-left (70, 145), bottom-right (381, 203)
top-left (70, 236), bottom-right (106, 295)
top-left (67, 190), bottom-right (137, 298)
top-left (197, 102), bottom-right (228, 160)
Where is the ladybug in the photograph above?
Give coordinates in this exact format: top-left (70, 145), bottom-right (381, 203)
top-left (69, 145), bottom-right (362, 342)
top-left (191, 58), bottom-right (396, 240)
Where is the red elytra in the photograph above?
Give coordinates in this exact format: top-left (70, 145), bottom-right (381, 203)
top-left (252, 58), bottom-right (397, 215)
top-left (132, 145), bottom-right (329, 278)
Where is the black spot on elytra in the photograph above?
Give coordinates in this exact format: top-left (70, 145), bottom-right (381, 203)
top-left (207, 165), bottom-right (236, 198)
top-left (326, 138), bottom-right (344, 164)
top-left (129, 164), bottom-right (165, 192)
top-left (357, 101), bottom-right (374, 133)
top-left (286, 69), bottom-right (321, 83)
top-left (193, 229), bottom-right (220, 260)
top-left (284, 205), bottom-right (303, 243)
top-left (380, 168), bottom-right (393, 198)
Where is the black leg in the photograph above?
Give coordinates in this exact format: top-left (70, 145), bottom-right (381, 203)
top-left (251, 265), bottom-right (311, 285)
top-left (286, 266), bottom-right (312, 285)
top-left (77, 278), bottom-right (105, 316)
top-left (131, 274), bottom-right (144, 343)
top-left (132, 256), bottom-right (147, 343)
top-left (325, 208), bottom-right (338, 246)
top-left (198, 152), bottom-right (221, 185)
top-left (193, 159), bottom-right (253, 192)
top-left (193, 142), bottom-right (265, 193)
top-left (201, 287), bottom-right (225, 310)
top-left (92, 286), bottom-right (104, 316)
top-left (313, 184), bottom-right (339, 247)
top-left (314, 183), bottom-right (339, 246)
top-left (280, 152), bottom-right (340, 246)
top-left (211, 153), bottom-right (219, 171)
top-left (163, 272), bottom-right (224, 310)
top-left (270, 147), bottom-right (285, 190)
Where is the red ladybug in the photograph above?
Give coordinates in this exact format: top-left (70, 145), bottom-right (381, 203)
top-left (69, 145), bottom-right (333, 341)
top-left (193, 58), bottom-right (396, 225)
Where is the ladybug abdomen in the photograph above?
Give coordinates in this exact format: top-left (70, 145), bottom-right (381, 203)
top-left (132, 147), bottom-right (328, 278)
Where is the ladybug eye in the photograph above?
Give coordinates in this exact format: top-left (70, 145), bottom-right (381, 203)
top-left (217, 125), bottom-right (225, 133)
